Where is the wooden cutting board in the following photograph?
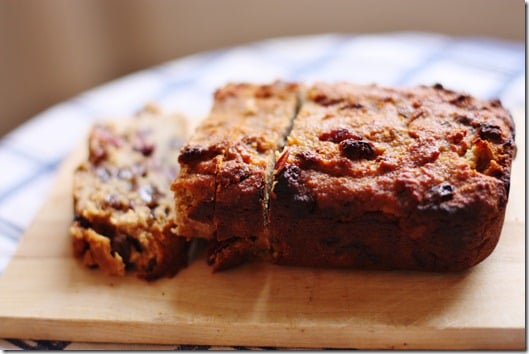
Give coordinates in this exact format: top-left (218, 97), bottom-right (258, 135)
top-left (0, 109), bottom-right (525, 349)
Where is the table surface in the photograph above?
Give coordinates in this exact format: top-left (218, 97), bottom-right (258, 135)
top-left (0, 32), bottom-right (524, 350)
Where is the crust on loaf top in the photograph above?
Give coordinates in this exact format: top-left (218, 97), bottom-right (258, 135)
top-left (272, 82), bottom-right (515, 220)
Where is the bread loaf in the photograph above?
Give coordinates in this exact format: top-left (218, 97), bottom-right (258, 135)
top-left (174, 81), bottom-right (515, 272)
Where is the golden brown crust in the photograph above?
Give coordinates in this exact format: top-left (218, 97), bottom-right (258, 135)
top-left (269, 82), bottom-right (515, 271)
top-left (71, 107), bottom-right (189, 280)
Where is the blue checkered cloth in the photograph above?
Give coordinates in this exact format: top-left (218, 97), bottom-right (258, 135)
top-left (0, 32), bottom-right (524, 350)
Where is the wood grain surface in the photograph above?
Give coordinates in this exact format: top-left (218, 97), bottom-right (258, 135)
top-left (0, 108), bottom-right (525, 349)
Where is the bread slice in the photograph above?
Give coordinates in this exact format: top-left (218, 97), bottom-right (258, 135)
top-left (71, 105), bottom-right (189, 280)
top-left (269, 82), bottom-right (515, 271)
top-left (172, 82), bottom-right (300, 270)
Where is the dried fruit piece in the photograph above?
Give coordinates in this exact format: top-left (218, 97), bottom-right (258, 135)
top-left (340, 139), bottom-right (377, 160)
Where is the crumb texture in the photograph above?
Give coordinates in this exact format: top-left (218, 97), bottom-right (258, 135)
top-left (71, 107), bottom-right (189, 280)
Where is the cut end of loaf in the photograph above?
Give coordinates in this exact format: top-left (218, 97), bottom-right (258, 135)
top-left (71, 106), bottom-right (190, 280)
